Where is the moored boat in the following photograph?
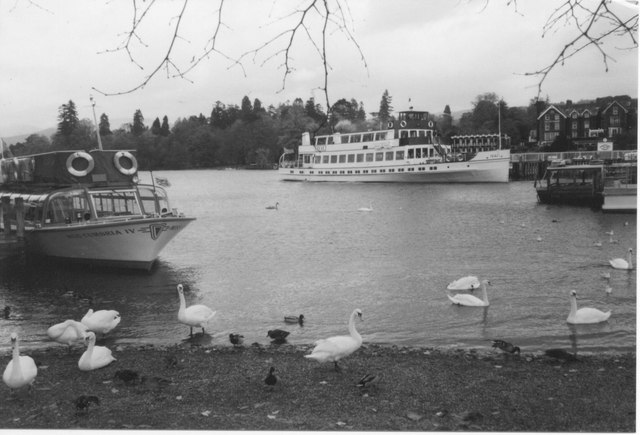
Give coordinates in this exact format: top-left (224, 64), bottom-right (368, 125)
top-left (0, 150), bottom-right (194, 270)
top-left (534, 160), bottom-right (605, 208)
top-left (278, 109), bottom-right (510, 183)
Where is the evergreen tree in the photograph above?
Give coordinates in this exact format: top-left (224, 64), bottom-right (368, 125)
top-left (160, 115), bottom-right (170, 136)
top-left (132, 109), bottom-right (146, 136)
top-left (241, 96), bottom-right (253, 121)
top-left (57, 100), bottom-right (79, 136)
top-left (99, 113), bottom-right (112, 136)
top-left (151, 117), bottom-right (162, 135)
top-left (378, 90), bottom-right (393, 123)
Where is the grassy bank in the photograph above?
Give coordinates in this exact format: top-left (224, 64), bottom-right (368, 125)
top-left (1, 341), bottom-right (635, 431)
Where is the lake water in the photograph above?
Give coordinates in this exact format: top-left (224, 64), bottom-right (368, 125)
top-left (0, 169), bottom-right (636, 354)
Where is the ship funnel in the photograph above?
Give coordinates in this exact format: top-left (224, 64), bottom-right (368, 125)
top-left (302, 132), bottom-right (311, 146)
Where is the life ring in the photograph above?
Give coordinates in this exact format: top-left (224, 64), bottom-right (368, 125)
top-left (66, 152), bottom-right (95, 177)
top-left (428, 121), bottom-right (434, 128)
top-left (387, 121), bottom-right (393, 129)
top-left (113, 151), bottom-right (138, 175)
top-left (400, 121), bottom-right (407, 128)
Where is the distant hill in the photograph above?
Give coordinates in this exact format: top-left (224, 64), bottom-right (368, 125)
top-left (3, 127), bottom-right (56, 146)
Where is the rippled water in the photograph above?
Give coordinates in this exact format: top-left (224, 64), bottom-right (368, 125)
top-left (0, 169), bottom-right (636, 353)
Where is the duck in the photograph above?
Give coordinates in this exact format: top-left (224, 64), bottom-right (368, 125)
top-left (81, 309), bottom-right (121, 335)
top-left (3, 333), bottom-right (37, 392)
top-left (3, 306), bottom-right (25, 321)
top-left (264, 366), bottom-right (277, 388)
top-left (609, 248), bottom-right (633, 270)
top-left (305, 308), bottom-right (363, 372)
top-left (357, 202), bottom-right (373, 212)
top-left (490, 339), bottom-right (520, 355)
top-left (447, 280), bottom-right (491, 307)
top-left (265, 202), bottom-right (279, 210)
top-left (47, 319), bottom-right (88, 348)
top-left (176, 284), bottom-right (216, 337)
top-left (566, 290), bottom-right (611, 324)
top-left (284, 314), bottom-right (304, 325)
top-left (267, 329), bottom-right (290, 342)
top-left (446, 275), bottom-right (480, 291)
top-left (229, 333), bottom-right (244, 346)
top-left (78, 332), bottom-right (116, 371)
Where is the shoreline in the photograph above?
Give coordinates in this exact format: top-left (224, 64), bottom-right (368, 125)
top-left (1, 341), bottom-right (635, 431)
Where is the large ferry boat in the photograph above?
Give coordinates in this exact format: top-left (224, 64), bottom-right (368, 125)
top-left (0, 149), bottom-right (194, 270)
top-left (278, 109), bottom-right (510, 182)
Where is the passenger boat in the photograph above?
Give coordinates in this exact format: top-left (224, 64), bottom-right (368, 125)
top-left (534, 160), bottom-right (605, 208)
top-left (278, 110), bottom-right (510, 183)
top-left (0, 150), bottom-right (194, 270)
top-left (601, 162), bottom-right (637, 213)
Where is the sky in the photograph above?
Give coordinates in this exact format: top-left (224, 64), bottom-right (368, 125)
top-left (0, 0), bottom-right (637, 137)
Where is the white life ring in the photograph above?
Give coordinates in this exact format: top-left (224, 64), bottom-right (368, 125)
top-left (113, 151), bottom-right (138, 175)
top-left (400, 121), bottom-right (407, 128)
top-left (387, 121), bottom-right (393, 129)
top-left (66, 152), bottom-right (95, 177)
top-left (428, 121), bottom-right (434, 128)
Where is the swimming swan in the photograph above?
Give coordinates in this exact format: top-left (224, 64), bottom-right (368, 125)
top-left (566, 290), bottom-right (611, 324)
top-left (81, 309), bottom-right (121, 334)
top-left (609, 248), bottom-right (633, 270)
top-left (3, 333), bottom-right (37, 392)
top-left (447, 280), bottom-right (491, 307)
top-left (305, 308), bottom-right (363, 371)
top-left (177, 284), bottom-right (216, 337)
top-left (447, 276), bottom-right (480, 291)
top-left (78, 332), bottom-right (116, 371)
top-left (266, 202), bottom-right (279, 210)
top-left (47, 319), bottom-right (88, 347)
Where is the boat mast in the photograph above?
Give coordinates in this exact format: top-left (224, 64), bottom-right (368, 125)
top-left (90, 95), bottom-right (104, 151)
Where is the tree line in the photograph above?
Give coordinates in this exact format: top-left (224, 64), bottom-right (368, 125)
top-left (7, 91), bottom-right (634, 170)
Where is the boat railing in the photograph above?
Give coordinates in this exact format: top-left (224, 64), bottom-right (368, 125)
top-left (511, 151), bottom-right (633, 163)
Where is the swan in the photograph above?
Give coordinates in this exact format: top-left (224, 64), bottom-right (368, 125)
top-left (266, 202), bottom-right (279, 210)
top-left (566, 290), bottom-right (611, 324)
top-left (447, 280), bottom-right (491, 307)
top-left (284, 314), bottom-right (304, 324)
top-left (305, 308), bottom-right (363, 371)
top-left (447, 275), bottom-right (480, 291)
top-left (357, 202), bottom-right (373, 212)
top-left (177, 284), bottom-right (216, 337)
top-left (3, 333), bottom-right (37, 392)
top-left (47, 319), bottom-right (88, 347)
top-left (609, 248), bottom-right (633, 270)
top-left (81, 309), bottom-right (121, 334)
top-left (78, 332), bottom-right (116, 371)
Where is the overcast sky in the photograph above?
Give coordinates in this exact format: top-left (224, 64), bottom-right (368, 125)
top-left (0, 0), bottom-right (637, 137)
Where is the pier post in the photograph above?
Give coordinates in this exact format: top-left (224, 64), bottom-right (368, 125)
top-left (15, 197), bottom-right (25, 240)
top-left (1, 197), bottom-right (9, 238)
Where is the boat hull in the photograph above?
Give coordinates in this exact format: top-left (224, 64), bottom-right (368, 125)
top-left (601, 187), bottom-right (637, 213)
top-left (279, 153), bottom-right (509, 183)
top-left (25, 216), bottom-right (195, 270)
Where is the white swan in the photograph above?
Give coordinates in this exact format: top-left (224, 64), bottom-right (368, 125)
top-left (3, 333), bottom-right (37, 392)
top-left (567, 290), bottom-right (611, 324)
top-left (81, 309), bottom-right (121, 334)
top-left (305, 308), bottom-right (363, 371)
top-left (357, 202), bottom-right (373, 212)
top-left (609, 248), bottom-right (633, 270)
top-left (447, 275), bottom-right (480, 291)
top-left (47, 319), bottom-right (88, 347)
top-left (447, 280), bottom-right (491, 307)
top-left (177, 284), bottom-right (216, 337)
top-left (78, 332), bottom-right (116, 371)
top-left (266, 202), bottom-right (279, 210)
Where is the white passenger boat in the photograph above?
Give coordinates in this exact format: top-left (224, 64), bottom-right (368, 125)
top-left (278, 110), bottom-right (510, 183)
top-left (0, 150), bottom-right (194, 270)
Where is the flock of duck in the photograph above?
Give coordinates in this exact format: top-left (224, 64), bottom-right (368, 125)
top-left (3, 283), bottom-right (365, 395)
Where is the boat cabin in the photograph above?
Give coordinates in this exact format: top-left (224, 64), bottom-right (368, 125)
top-left (535, 163), bottom-right (604, 207)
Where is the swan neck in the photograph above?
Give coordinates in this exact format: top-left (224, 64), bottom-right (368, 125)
top-left (481, 283), bottom-right (489, 303)
top-left (628, 251), bottom-right (633, 268)
top-left (11, 340), bottom-right (23, 378)
top-left (348, 311), bottom-right (362, 343)
top-left (569, 295), bottom-right (577, 317)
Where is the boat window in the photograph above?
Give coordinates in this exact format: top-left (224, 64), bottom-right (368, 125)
top-left (363, 133), bottom-right (373, 142)
top-left (375, 152), bottom-right (384, 162)
top-left (339, 155), bottom-right (346, 163)
top-left (327, 137), bottom-right (335, 145)
top-left (314, 156), bottom-right (321, 164)
top-left (408, 149), bottom-right (414, 159)
top-left (356, 154), bottom-right (364, 163)
top-left (400, 131), bottom-right (408, 138)
top-left (138, 185), bottom-right (170, 215)
top-left (375, 132), bottom-right (387, 140)
top-left (396, 150), bottom-right (405, 160)
top-left (330, 155), bottom-right (338, 164)
top-left (418, 130), bottom-right (425, 137)
top-left (415, 149), bottom-right (422, 158)
top-left (347, 154), bottom-right (355, 163)
top-left (365, 153), bottom-right (374, 162)
top-left (385, 151), bottom-right (394, 160)
top-left (322, 156), bottom-right (329, 164)
top-left (350, 135), bottom-right (361, 143)
top-left (316, 137), bottom-right (327, 145)
top-left (45, 190), bottom-right (91, 224)
top-left (303, 155), bottom-right (311, 164)
top-left (341, 136), bottom-right (350, 144)
top-left (91, 189), bottom-right (141, 219)
top-left (410, 130), bottom-right (417, 138)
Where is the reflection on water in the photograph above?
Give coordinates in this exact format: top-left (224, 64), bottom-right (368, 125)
top-left (0, 170), bottom-right (636, 354)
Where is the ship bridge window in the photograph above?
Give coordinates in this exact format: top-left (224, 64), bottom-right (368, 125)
top-left (91, 189), bottom-right (142, 219)
top-left (138, 185), bottom-right (170, 215)
top-left (410, 130), bottom-right (417, 137)
top-left (400, 131), bottom-right (408, 138)
top-left (418, 130), bottom-right (425, 137)
top-left (45, 189), bottom-right (91, 224)
top-left (316, 137), bottom-right (327, 145)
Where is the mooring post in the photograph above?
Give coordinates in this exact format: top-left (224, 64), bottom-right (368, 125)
top-left (1, 197), bottom-right (10, 238)
top-left (15, 197), bottom-right (25, 240)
